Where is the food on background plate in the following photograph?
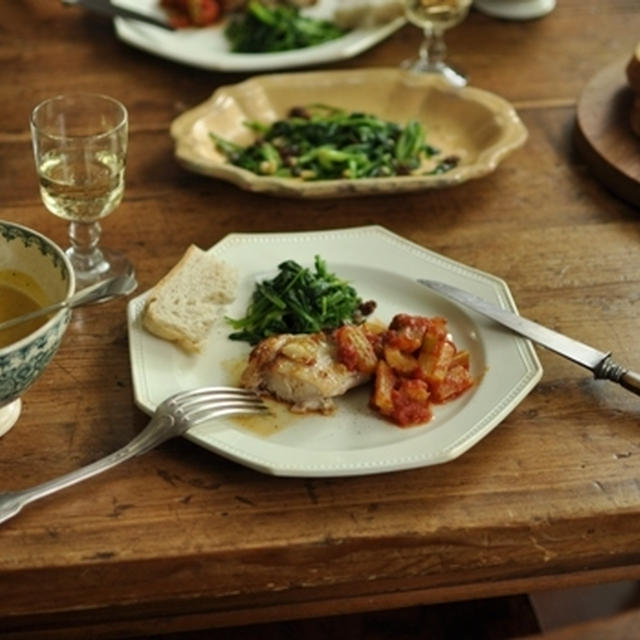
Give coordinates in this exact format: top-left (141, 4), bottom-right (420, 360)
top-left (161, 0), bottom-right (221, 26)
top-left (626, 42), bottom-right (640, 137)
top-left (160, 0), bottom-right (344, 54)
top-left (142, 245), bottom-right (238, 353)
top-left (160, 0), bottom-right (320, 28)
top-left (225, 1), bottom-right (345, 53)
top-left (211, 104), bottom-right (459, 181)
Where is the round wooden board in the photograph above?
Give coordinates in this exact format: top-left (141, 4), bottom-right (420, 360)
top-left (574, 55), bottom-right (640, 208)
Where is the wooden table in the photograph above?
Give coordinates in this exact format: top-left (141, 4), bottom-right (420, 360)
top-left (2, 1), bottom-right (640, 638)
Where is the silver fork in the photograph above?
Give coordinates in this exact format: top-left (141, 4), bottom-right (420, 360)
top-left (0, 387), bottom-right (268, 525)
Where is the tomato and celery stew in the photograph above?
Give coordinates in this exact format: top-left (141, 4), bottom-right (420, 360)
top-left (334, 314), bottom-right (474, 427)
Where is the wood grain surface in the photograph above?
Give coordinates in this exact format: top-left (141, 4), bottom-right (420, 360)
top-left (1, 2), bottom-right (640, 638)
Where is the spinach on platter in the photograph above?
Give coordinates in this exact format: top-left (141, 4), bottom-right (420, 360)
top-left (211, 104), bottom-right (459, 181)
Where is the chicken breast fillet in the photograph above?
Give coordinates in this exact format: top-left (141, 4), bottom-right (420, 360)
top-left (241, 332), bottom-right (370, 414)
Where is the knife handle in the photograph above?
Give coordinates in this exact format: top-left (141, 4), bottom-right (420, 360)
top-left (620, 370), bottom-right (640, 396)
top-left (595, 357), bottom-right (640, 396)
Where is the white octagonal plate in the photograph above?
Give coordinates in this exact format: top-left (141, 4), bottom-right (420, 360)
top-left (127, 226), bottom-right (542, 477)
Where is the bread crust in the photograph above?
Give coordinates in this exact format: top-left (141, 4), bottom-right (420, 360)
top-left (142, 245), bottom-right (237, 353)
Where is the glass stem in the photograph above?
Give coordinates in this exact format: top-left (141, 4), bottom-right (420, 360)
top-left (419, 25), bottom-right (447, 68)
top-left (67, 221), bottom-right (105, 273)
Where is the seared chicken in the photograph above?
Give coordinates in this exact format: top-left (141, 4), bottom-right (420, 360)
top-left (241, 331), bottom-right (371, 414)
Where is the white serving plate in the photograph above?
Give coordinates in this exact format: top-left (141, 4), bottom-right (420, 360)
top-left (112, 0), bottom-right (405, 72)
top-left (127, 226), bottom-right (542, 477)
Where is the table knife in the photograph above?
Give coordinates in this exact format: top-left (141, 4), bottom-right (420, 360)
top-left (61, 0), bottom-right (175, 31)
top-left (417, 279), bottom-right (640, 396)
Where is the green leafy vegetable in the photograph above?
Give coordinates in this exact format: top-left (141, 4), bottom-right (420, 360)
top-left (225, 1), bottom-right (345, 53)
top-left (227, 256), bottom-right (372, 344)
top-left (210, 104), bottom-right (459, 181)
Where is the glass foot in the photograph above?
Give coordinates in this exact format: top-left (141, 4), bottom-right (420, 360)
top-left (0, 399), bottom-right (21, 437)
top-left (67, 246), bottom-right (135, 291)
top-left (401, 58), bottom-right (467, 87)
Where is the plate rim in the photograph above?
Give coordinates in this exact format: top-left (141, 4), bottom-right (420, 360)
top-left (127, 225), bottom-right (543, 477)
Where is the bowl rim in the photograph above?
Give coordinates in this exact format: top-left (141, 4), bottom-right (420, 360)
top-left (0, 220), bottom-right (75, 354)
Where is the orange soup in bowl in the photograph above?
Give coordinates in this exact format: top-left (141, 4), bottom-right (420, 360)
top-left (0, 270), bottom-right (50, 348)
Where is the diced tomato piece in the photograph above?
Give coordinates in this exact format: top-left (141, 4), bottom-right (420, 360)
top-left (187, 0), bottom-right (220, 25)
top-left (431, 365), bottom-right (474, 403)
top-left (166, 13), bottom-right (192, 27)
top-left (418, 337), bottom-right (455, 384)
top-left (383, 345), bottom-right (418, 375)
top-left (162, 0), bottom-right (220, 27)
top-left (367, 332), bottom-right (384, 358)
top-left (401, 378), bottom-right (430, 403)
top-left (371, 359), bottom-right (396, 416)
top-left (419, 319), bottom-right (448, 354)
top-left (382, 329), bottom-right (418, 353)
top-left (386, 314), bottom-right (432, 352)
top-left (390, 379), bottom-right (431, 427)
top-left (389, 313), bottom-right (432, 333)
top-left (450, 349), bottom-right (470, 370)
top-left (334, 325), bottom-right (378, 374)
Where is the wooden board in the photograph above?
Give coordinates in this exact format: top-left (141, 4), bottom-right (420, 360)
top-left (574, 56), bottom-right (640, 207)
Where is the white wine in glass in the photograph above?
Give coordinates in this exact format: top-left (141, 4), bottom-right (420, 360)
top-left (403, 0), bottom-right (472, 86)
top-left (30, 93), bottom-right (133, 289)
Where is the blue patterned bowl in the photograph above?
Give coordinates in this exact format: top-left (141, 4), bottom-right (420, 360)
top-left (0, 221), bottom-right (74, 436)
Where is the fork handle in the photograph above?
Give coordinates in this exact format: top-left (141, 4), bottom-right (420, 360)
top-left (0, 415), bottom-right (174, 525)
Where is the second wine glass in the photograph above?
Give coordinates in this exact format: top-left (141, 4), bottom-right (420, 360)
top-left (30, 93), bottom-right (133, 289)
top-left (402, 0), bottom-right (472, 86)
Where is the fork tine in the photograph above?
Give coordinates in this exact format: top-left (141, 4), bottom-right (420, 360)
top-left (188, 402), bottom-right (269, 426)
top-left (165, 386), bottom-right (269, 428)
top-left (170, 386), bottom-right (261, 405)
top-left (183, 397), bottom-right (267, 423)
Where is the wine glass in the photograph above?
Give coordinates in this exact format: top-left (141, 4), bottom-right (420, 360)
top-left (402, 0), bottom-right (472, 87)
top-left (30, 93), bottom-right (133, 289)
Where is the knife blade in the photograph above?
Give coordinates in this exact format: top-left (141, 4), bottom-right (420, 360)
top-left (417, 278), bottom-right (640, 396)
top-left (61, 0), bottom-right (176, 31)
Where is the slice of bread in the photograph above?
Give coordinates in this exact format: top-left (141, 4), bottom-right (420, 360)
top-left (142, 245), bottom-right (238, 353)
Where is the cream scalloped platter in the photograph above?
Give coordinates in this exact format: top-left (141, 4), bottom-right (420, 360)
top-left (170, 68), bottom-right (528, 198)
